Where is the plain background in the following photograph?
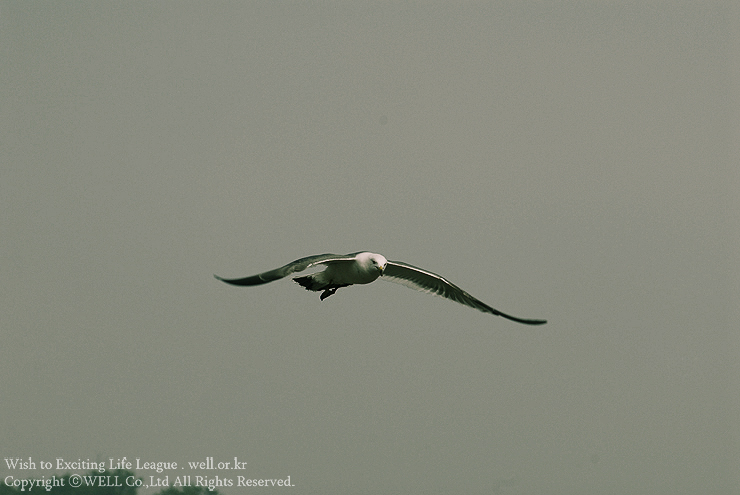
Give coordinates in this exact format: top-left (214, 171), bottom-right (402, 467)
top-left (2, 2), bottom-right (738, 494)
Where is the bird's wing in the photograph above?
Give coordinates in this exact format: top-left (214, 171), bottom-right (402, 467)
top-left (383, 260), bottom-right (547, 325)
top-left (215, 253), bottom-right (360, 286)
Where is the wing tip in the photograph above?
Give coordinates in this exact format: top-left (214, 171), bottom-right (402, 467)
top-left (496, 312), bottom-right (547, 325)
top-left (514, 319), bottom-right (547, 326)
top-left (214, 274), bottom-right (250, 286)
top-left (214, 274), bottom-right (239, 286)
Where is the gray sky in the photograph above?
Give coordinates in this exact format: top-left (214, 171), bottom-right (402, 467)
top-left (2, 2), bottom-right (738, 494)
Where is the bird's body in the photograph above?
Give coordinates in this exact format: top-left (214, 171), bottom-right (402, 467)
top-left (215, 251), bottom-right (546, 325)
top-left (292, 252), bottom-right (384, 300)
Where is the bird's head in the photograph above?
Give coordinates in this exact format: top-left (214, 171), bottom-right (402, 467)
top-left (364, 252), bottom-right (387, 276)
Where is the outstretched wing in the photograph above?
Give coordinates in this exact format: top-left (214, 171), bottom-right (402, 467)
top-left (383, 260), bottom-right (547, 325)
top-left (215, 253), bottom-right (360, 286)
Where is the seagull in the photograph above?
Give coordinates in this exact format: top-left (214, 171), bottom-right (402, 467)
top-left (215, 252), bottom-right (546, 325)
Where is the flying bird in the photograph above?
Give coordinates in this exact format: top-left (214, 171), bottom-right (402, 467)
top-left (215, 251), bottom-right (546, 325)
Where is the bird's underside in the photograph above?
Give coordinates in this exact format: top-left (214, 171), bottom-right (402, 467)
top-left (293, 274), bottom-right (350, 300)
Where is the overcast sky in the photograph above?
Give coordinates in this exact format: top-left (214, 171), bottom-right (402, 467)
top-left (2, 2), bottom-right (738, 494)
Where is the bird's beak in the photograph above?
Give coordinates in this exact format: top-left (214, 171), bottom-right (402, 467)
top-left (378, 265), bottom-right (385, 276)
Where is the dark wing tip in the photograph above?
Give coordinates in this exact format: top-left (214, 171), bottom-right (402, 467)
top-left (498, 314), bottom-right (547, 325)
top-left (214, 274), bottom-right (267, 286)
top-left (523, 318), bottom-right (547, 325)
top-left (495, 310), bottom-right (547, 325)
